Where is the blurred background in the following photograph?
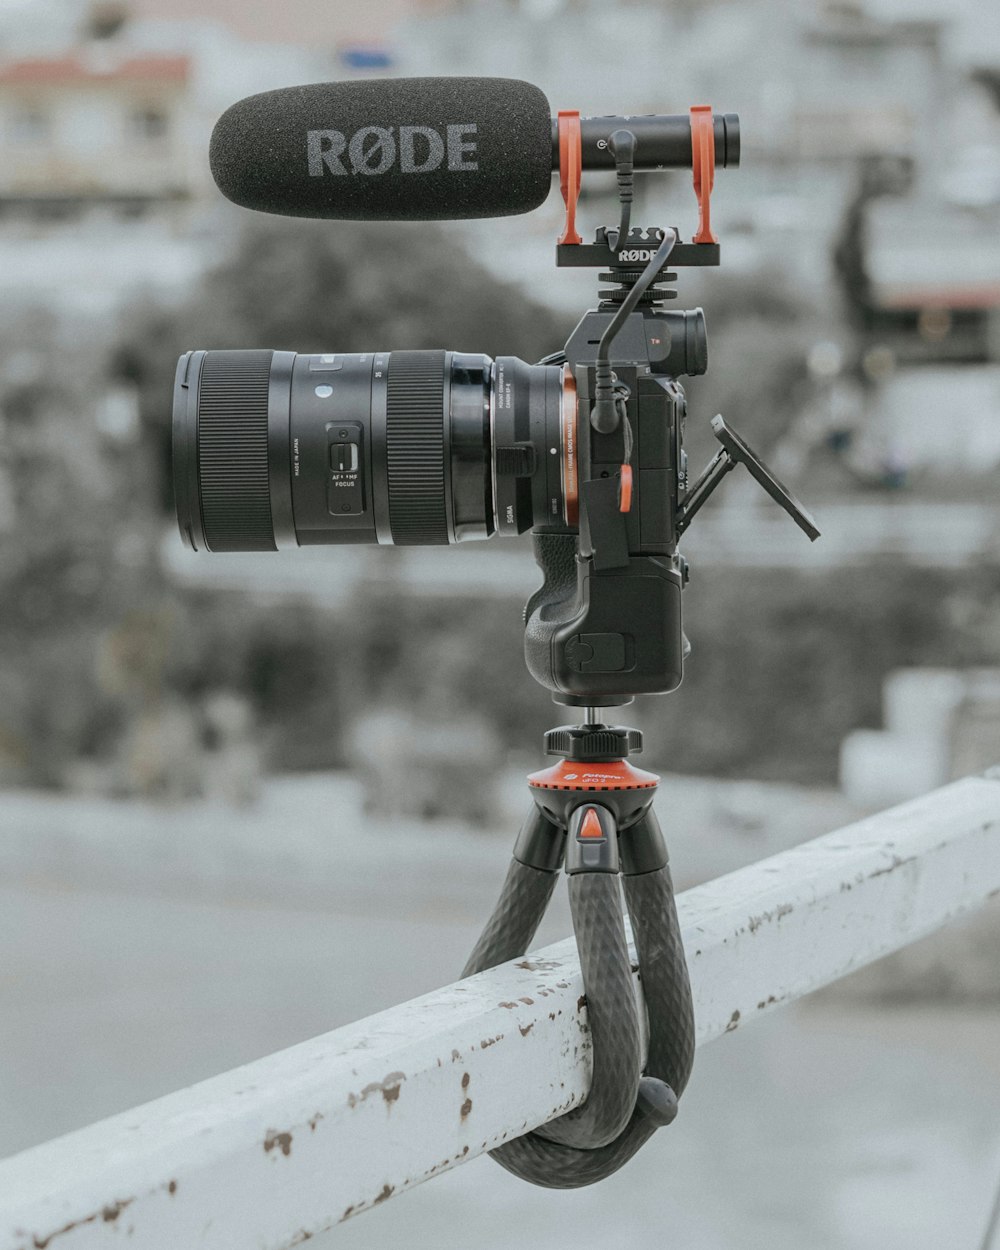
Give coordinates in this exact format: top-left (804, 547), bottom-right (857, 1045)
top-left (1, 0), bottom-right (1000, 1246)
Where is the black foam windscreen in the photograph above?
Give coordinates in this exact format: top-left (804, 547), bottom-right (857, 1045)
top-left (210, 76), bottom-right (554, 222)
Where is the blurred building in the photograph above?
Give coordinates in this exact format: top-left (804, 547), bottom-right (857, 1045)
top-left (841, 667), bottom-right (1000, 806)
top-left (126, 0), bottom-right (446, 74)
top-left (0, 3), bottom-right (335, 313)
top-left (0, 49), bottom-right (201, 217)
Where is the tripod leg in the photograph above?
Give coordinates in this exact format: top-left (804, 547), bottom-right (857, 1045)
top-left (485, 808), bottom-right (691, 1187)
top-left (622, 809), bottom-right (695, 1102)
top-left (531, 859), bottom-right (642, 1148)
top-left (473, 800), bottom-right (644, 1153)
top-left (461, 807), bottom-right (561, 977)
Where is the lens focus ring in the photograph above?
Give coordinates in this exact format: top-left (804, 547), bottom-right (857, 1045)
top-left (386, 351), bottom-right (448, 545)
top-left (197, 350), bottom-right (276, 552)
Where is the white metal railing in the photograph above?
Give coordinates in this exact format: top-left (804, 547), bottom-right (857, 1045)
top-left (2, 772), bottom-right (999, 1250)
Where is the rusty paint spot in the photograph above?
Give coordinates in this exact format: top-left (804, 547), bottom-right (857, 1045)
top-left (757, 995), bottom-right (779, 1010)
top-left (33, 1218), bottom-right (98, 1250)
top-left (577, 995), bottom-right (587, 1012)
top-left (462, 1145), bottom-right (469, 1156)
top-left (343, 1206), bottom-right (355, 1220)
top-left (349, 1073), bottom-right (406, 1110)
top-left (519, 1023), bottom-right (534, 1037)
top-left (515, 957), bottom-right (560, 971)
top-left (548, 1012), bottom-right (556, 1020)
top-left (167, 1180), bottom-right (177, 1196)
top-left (381, 1078), bottom-right (403, 1106)
top-left (748, 902), bottom-right (794, 933)
top-left (29, 1197), bottom-right (134, 1250)
top-left (479, 1035), bottom-right (502, 1048)
top-left (498, 1001), bottom-right (517, 1010)
top-left (460, 1097), bottom-right (473, 1120)
top-left (308, 1113), bottom-right (323, 1131)
top-left (372, 1184), bottom-right (394, 1205)
top-left (451, 1048), bottom-right (462, 1061)
top-left (461, 1072), bottom-right (470, 1089)
top-left (264, 1130), bottom-right (293, 1157)
top-left (630, 962), bottom-right (640, 974)
top-left (519, 997), bottom-right (534, 1005)
top-left (725, 1010), bottom-right (741, 1033)
top-left (868, 854), bottom-right (915, 880)
top-left (290, 1231), bottom-right (314, 1245)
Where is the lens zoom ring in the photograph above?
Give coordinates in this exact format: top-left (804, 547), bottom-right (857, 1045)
top-left (386, 351), bottom-right (448, 545)
top-left (197, 350), bottom-right (276, 552)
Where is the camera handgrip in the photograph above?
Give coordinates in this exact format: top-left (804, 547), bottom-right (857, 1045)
top-left (523, 532), bottom-right (579, 693)
top-left (524, 532), bottom-right (685, 701)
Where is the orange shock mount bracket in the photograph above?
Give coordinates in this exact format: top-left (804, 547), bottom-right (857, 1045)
top-left (690, 104), bottom-right (718, 245)
top-left (557, 110), bottom-right (582, 246)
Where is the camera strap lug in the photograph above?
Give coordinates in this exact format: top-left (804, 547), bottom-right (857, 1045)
top-left (618, 464), bottom-right (633, 513)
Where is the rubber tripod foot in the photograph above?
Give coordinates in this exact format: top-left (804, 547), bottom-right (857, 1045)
top-left (635, 1077), bottom-right (678, 1127)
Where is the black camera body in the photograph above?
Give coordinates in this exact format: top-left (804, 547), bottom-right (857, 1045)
top-left (524, 303), bottom-right (704, 706)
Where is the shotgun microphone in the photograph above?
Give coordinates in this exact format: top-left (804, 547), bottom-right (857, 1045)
top-left (209, 77), bottom-right (739, 223)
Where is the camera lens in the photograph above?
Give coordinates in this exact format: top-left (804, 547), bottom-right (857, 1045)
top-left (174, 348), bottom-right (574, 552)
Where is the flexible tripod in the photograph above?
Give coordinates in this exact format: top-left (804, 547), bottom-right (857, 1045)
top-left (462, 715), bottom-right (695, 1188)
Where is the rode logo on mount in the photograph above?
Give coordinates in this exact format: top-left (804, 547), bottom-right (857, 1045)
top-left (617, 248), bottom-right (657, 262)
top-left (307, 124), bottom-right (479, 176)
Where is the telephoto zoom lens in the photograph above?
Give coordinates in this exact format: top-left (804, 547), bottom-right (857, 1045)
top-left (173, 349), bottom-right (576, 552)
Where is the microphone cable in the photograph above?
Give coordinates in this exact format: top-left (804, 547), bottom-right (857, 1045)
top-left (591, 227), bottom-right (677, 437)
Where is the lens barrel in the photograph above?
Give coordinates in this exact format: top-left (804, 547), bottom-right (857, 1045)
top-left (173, 348), bottom-right (569, 552)
top-left (174, 350), bottom-right (274, 552)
